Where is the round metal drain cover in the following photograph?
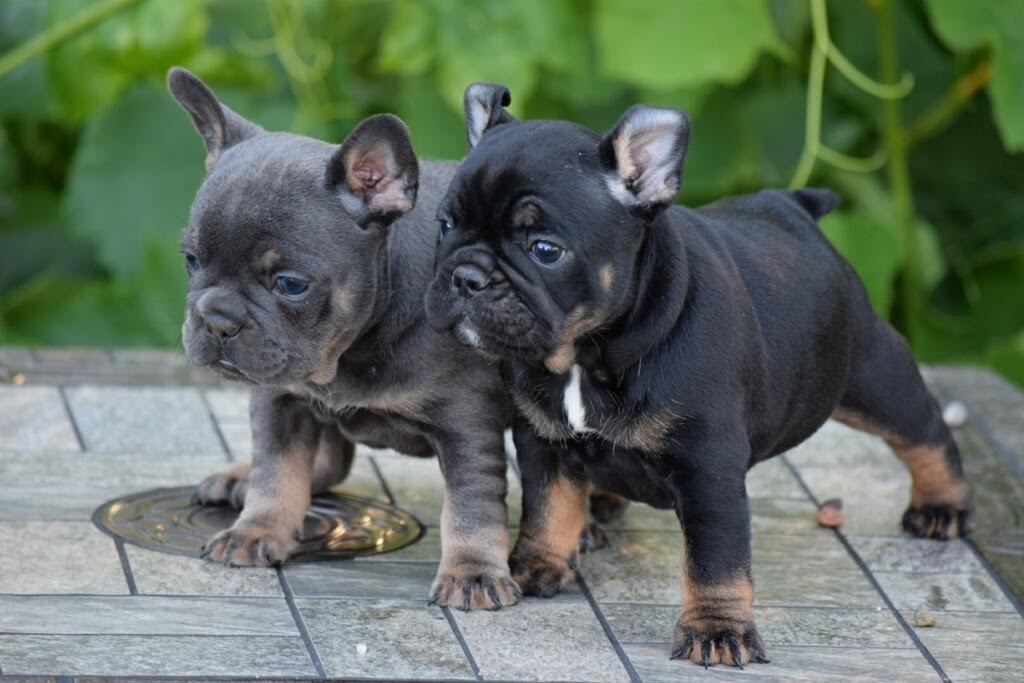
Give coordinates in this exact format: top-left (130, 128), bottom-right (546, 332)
top-left (93, 486), bottom-right (424, 561)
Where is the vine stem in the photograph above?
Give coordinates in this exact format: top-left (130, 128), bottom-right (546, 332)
top-left (789, 0), bottom-right (899, 189)
top-left (789, 44), bottom-right (826, 189)
top-left (811, 0), bottom-right (913, 100)
top-left (877, 0), bottom-right (918, 333)
top-left (0, 0), bottom-right (144, 80)
top-left (904, 59), bottom-right (991, 147)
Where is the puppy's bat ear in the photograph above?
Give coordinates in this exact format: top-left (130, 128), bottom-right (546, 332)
top-left (167, 67), bottom-right (262, 171)
top-left (326, 113), bottom-right (419, 230)
top-left (464, 82), bottom-right (516, 149)
top-left (599, 105), bottom-right (691, 218)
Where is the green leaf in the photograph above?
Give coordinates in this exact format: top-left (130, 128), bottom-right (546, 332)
top-left (393, 76), bottom-right (466, 160)
top-left (420, 0), bottom-right (585, 115)
top-left (910, 249), bottom-right (1024, 368)
top-left (0, 243), bottom-right (185, 347)
top-left (46, 0), bottom-right (208, 121)
top-left (682, 82), bottom-right (812, 201)
top-left (0, 0), bottom-right (53, 117)
top-left (819, 210), bottom-right (906, 317)
top-left (925, 0), bottom-right (1024, 151)
top-left (377, 0), bottom-right (436, 76)
top-left (594, 0), bottom-right (783, 89)
top-left (828, 0), bottom-right (953, 127)
top-left (61, 83), bottom-right (205, 279)
top-left (910, 104), bottom-right (1024, 268)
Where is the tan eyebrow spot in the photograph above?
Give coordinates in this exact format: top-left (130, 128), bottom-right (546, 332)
top-left (513, 202), bottom-right (540, 228)
top-left (600, 264), bottom-right (615, 293)
top-left (260, 249), bottom-right (281, 270)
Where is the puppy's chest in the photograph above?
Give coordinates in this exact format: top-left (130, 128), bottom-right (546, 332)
top-left (511, 364), bottom-right (675, 455)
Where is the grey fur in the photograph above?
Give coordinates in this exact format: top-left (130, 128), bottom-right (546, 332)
top-left (169, 68), bottom-right (517, 609)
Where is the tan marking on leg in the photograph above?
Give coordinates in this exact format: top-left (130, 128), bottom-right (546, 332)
top-left (677, 565), bottom-right (757, 667)
top-left (600, 264), bottom-right (615, 293)
top-left (537, 475), bottom-right (590, 559)
top-left (204, 441), bottom-right (317, 566)
top-left (239, 444), bottom-right (315, 526)
top-left (433, 488), bottom-right (518, 610)
top-left (833, 409), bottom-right (969, 509)
top-left (511, 475), bottom-right (589, 596)
top-left (897, 444), bottom-right (970, 509)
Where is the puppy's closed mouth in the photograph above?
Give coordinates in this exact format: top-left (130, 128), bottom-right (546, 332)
top-left (211, 357), bottom-right (252, 383)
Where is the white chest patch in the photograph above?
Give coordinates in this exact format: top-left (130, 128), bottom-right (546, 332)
top-left (563, 365), bottom-right (594, 434)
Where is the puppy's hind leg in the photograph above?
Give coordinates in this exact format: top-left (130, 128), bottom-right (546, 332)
top-left (836, 318), bottom-right (972, 539)
top-left (311, 426), bottom-right (355, 494)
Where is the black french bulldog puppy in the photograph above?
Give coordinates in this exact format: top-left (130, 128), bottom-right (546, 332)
top-left (426, 84), bottom-right (973, 665)
top-left (168, 68), bottom-right (521, 610)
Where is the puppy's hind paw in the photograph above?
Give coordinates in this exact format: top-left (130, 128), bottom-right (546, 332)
top-left (589, 489), bottom-right (630, 524)
top-left (430, 567), bottom-right (521, 611)
top-left (192, 463), bottom-right (251, 509)
top-left (578, 522), bottom-right (608, 553)
top-left (902, 503), bottom-right (972, 540)
top-left (671, 617), bottom-right (768, 668)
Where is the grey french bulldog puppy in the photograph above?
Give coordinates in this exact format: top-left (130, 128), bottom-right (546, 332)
top-left (167, 67), bottom-right (520, 610)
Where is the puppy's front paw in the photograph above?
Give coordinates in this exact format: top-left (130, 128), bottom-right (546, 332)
top-left (509, 538), bottom-right (576, 598)
top-left (200, 524), bottom-right (300, 567)
top-left (192, 463), bottom-right (251, 509)
top-left (671, 616), bottom-right (768, 668)
top-left (902, 503), bottom-right (972, 540)
top-left (430, 565), bottom-right (521, 611)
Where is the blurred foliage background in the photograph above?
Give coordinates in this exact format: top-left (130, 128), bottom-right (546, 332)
top-left (0, 0), bottom-right (1021, 386)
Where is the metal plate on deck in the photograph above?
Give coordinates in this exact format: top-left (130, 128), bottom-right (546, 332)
top-left (93, 486), bottom-right (424, 561)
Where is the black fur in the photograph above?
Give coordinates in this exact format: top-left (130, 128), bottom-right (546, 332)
top-left (425, 85), bottom-right (973, 666)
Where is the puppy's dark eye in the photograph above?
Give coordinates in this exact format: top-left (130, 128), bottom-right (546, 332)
top-left (275, 275), bottom-right (309, 297)
top-left (184, 252), bottom-right (199, 274)
top-left (529, 240), bottom-right (565, 266)
top-left (439, 219), bottom-right (454, 237)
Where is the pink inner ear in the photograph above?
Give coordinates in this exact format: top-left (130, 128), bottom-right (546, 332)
top-left (343, 142), bottom-right (411, 214)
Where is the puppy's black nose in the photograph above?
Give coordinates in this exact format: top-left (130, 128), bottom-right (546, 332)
top-left (452, 264), bottom-right (490, 297)
top-left (203, 311), bottom-right (242, 339)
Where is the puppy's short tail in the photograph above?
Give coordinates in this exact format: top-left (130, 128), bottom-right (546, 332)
top-left (790, 188), bottom-right (840, 221)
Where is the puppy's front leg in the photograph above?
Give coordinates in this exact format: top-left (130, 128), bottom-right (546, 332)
top-left (430, 422), bottom-right (520, 610)
top-left (202, 388), bottom-right (319, 567)
top-left (670, 442), bottom-right (768, 668)
top-left (509, 417), bottom-right (589, 597)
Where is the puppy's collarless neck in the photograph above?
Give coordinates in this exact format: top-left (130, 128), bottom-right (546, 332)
top-left (587, 213), bottom-right (690, 377)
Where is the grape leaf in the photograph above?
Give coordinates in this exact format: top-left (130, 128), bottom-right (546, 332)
top-left (925, 0), bottom-right (1024, 151)
top-left (594, 0), bottom-right (784, 89)
top-left (61, 84), bottom-right (205, 279)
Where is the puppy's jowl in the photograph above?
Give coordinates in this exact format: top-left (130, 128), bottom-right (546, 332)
top-left (427, 84), bottom-right (973, 665)
top-left (169, 68), bottom-right (520, 610)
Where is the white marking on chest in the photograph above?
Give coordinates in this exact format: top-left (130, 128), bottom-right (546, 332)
top-left (562, 364), bottom-right (595, 434)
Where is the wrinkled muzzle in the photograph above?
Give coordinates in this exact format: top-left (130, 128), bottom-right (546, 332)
top-left (182, 288), bottom-right (289, 384)
top-left (425, 248), bottom-right (553, 361)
